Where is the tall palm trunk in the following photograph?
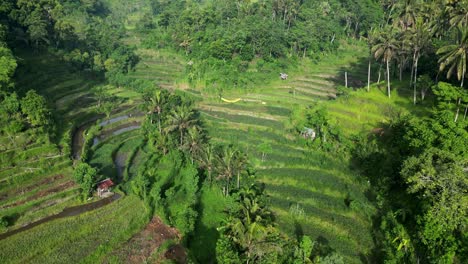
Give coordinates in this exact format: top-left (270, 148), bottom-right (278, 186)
top-left (226, 178), bottom-right (230, 197)
top-left (464, 105), bottom-right (467, 120)
top-left (180, 130), bottom-right (183, 146)
top-left (455, 98), bottom-right (461, 122)
top-left (462, 69), bottom-right (465, 88)
top-left (237, 172), bottom-right (240, 189)
top-left (157, 115), bottom-right (161, 134)
top-left (399, 62), bottom-right (403, 81)
top-left (410, 52), bottom-right (415, 86)
top-left (413, 56), bottom-right (419, 105)
top-left (386, 60), bottom-right (391, 98)
top-left (367, 57), bottom-right (371, 92)
top-left (377, 63), bottom-right (382, 83)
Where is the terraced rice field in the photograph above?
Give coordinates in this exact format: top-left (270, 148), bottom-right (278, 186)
top-left (0, 51), bottom-right (144, 234)
top-left (127, 41), bottom-right (380, 262)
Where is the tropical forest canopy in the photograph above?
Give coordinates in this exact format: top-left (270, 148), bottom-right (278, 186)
top-left (0, 0), bottom-right (467, 264)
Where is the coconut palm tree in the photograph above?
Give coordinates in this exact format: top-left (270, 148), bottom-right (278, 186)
top-left (216, 145), bottom-right (238, 196)
top-left (234, 151), bottom-right (247, 189)
top-left (197, 144), bottom-right (216, 184)
top-left (218, 185), bottom-right (280, 263)
top-left (396, 35), bottom-right (411, 81)
top-left (366, 28), bottom-right (379, 92)
top-left (437, 26), bottom-right (468, 88)
top-left (150, 129), bottom-right (172, 155)
top-left (166, 105), bottom-right (196, 146)
top-left (148, 89), bottom-right (167, 133)
top-left (409, 17), bottom-right (431, 104)
top-left (185, 126), bottom-right (204, 163)
top-left (446, 0), bottom-right (468, 28)
top-left (372, 28), bottom-right (400, 98)
top-left (392, 0), bottom-right (421, 30)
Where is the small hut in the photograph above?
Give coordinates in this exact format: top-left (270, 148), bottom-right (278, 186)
top-left (280, 73), bottom-right (288, 80)
top-left (301, 127), bottom-right (316, 140)
top-left (97, 178), bottom-right (114, 197)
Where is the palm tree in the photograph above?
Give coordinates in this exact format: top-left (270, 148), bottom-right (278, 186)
top-left (437, 26), bottom-right (468, 88)
top-left (366, 28), bottom-right (378, 92)
top-left (150, 130), bottom-right (172, 155)
top-left (185, 126), bottom-right (204, 163)
top-left (197, 144), bottom-right (216, 184)
top-left (219, 185), bottom-right (280, 263)
top-left (372, 28), bottom-right (399, 98)
top-left (409, 17), bottom-right (431, 104)
top-left (396, 35), bottom-right (410, 81)
top-left (147, 89), bottom-right (167, 133)
top-left (234, 151), bottom-right (247, 189)
top-left (216, 145), bottom-right (238, 196)
top-left (392, 0), bottom-right (421, 30)
top-left (446, 1), bottom-right (468, 28)
top-left (166, 105), bottom-right (196, 146)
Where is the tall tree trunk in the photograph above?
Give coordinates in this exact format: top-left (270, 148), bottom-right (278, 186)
top-left (345, 72), bottom-right (348, 88)
top-left (180, 130), bottom-right (183, 146)
top-left (464, 105), bottom-right (467, 120)
top-left (410, 51), bottom-right (416, 85)
top-left (399, 62), bottom-right (403, 81)
top-left (455, 98), bottom-right (461, 122)
top-left (377, 63), bottom-right (382, 83)
top-left (158, 115), bottom-right (161, 134)
top-left (462, 70), bottom-right (465, 88)
top-left (237, 172), bottom-right (240, 189)
top-left (387, 60), bottom-right (391, 98)
top-left (367, 57), bottom-right (371, 92)
top-left (413, 56), bottom-right (419, 105)
top-left (226, 178), bottom-right (229, 196)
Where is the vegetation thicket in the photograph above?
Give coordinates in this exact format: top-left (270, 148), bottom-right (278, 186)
top-left (0, 0), bottom-right (467, 263)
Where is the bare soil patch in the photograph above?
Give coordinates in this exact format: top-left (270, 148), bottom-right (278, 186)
top-left (108, 217), bottom-right (186, 264)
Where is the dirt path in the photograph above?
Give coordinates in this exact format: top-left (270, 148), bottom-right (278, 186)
top-left (107, 217), bottom-right (186, 264)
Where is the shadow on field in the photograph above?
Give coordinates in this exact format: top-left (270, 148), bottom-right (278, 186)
top-left (294, 219), bottom-right (304, 240)
top-left (189, 198), bottom-right (219, 264)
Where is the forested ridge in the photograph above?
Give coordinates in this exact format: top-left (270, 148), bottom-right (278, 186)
top-left (0, 0), bottom-right (467, 263)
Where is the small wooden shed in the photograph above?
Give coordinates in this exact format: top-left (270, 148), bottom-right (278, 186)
top-left (301, 127), bottom-right (316, 140)
top-left (97, 178), bottom-right (114, 197)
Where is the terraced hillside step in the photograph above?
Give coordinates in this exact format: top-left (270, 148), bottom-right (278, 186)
top-left (293, 78), bottom-right (335, 86)
top-left (282, 82), bottom-right (337, 93)
top-left (201, 110), bottom-right (284, 129)
top-left (135, 62), bottom-right (184, 71)
top-left (206, 103), bottom-right (291, 117)
top-left (275, 86), bottom-right (335, 99)
top-left (199, 105), bottom-right (285, 121)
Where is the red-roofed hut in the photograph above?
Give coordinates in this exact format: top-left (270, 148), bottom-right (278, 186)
top-left (97, 178), bottom-right (114, 197)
